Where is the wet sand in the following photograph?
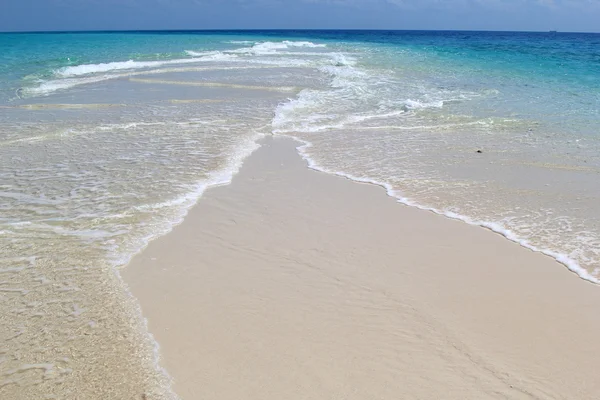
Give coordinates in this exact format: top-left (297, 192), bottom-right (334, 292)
top-left (124, 137), bottom-right (600, 400)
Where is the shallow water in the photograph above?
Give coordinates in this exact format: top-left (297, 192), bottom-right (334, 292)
top-left (1, 30), bottom-right (599, 397)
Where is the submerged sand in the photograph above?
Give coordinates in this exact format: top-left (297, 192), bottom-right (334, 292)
top-left (124, 137), bottom-right (600, 400)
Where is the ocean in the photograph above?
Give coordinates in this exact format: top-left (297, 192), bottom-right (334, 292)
top-left (1, 30), bottom-right (599, 398)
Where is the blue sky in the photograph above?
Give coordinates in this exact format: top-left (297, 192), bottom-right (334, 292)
top-left (1, 0), bottom-right (599, 32)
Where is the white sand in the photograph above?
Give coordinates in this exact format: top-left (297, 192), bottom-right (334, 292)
top-left (124, 137), bottom-right (600, 400)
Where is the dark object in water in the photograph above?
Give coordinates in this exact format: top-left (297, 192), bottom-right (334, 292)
top-left (476, 149), bottom-right (483, 153)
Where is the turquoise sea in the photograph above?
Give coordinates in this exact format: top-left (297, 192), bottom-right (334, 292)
top-left (1, 30), bottom-right (599, 398)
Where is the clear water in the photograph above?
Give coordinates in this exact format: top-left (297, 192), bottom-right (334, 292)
top-left (1, 30), bottom-right (599, 397)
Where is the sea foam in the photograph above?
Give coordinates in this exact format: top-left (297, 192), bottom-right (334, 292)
top-left (288, 137), bottom-right (600, 285)
top-left (269, 46), bottom-right (600, 284)
top-left (56, 52), bottom-right (237, 78)
top-left (27, 41), bottom-right (326, 96)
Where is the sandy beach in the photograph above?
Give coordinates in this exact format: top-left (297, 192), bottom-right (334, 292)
top-left (123, 137), bottom-right (600, 400)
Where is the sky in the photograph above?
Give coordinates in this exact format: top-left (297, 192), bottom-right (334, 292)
top-left (1, 0), bottom-right (599, 33)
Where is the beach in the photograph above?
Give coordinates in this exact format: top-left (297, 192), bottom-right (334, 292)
top-left (124, 137), bottom-right (600, 400)
top-left (1, 31), bottom-right (600, 399)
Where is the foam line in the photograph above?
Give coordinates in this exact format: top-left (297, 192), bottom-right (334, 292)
top-left (288, 136), bottom-right (599, 285)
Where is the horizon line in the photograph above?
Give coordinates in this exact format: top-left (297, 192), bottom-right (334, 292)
top-left (2, 28), bottom-right (599, 35)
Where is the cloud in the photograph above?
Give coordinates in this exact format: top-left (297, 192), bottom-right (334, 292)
top-left (15, 0), bottom-right (600, 10)
top-left (375, 0), bottom-right (599, 11)
top-left (2, 0), bottom-right (599, 32)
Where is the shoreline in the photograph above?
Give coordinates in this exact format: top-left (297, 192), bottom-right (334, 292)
top-left (123, 136), bottom-right (600, 399)
top-left (291, 137), bottom-right (599, 285)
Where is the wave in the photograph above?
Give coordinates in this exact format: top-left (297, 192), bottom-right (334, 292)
top-left (23, 65), bottom-right (265, 97)
top-left (272, 52), bottom-right (386, 133)
top-left (289, 137), bottom-right (599, 285)
top-left (229, 40), bottom-right (327, 55)
top-left (56, 51), bottom-right (239, 78)
top-left (226, 40), bottom-right (255, 45)
top-left (282, 41), bottom-right (327, 48)
top-left (20, 40), bottom-right (330, 98)
top-left (272, 49), bottom-right (480, 134)
top-left (183, 51), bottom-right (239, 61)
top-left (25, 74), bottom-right (123, 96)
top-left (58, 60), bottom-right (164, 77)
top-left (226, 40), bottom-right (325, 48)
